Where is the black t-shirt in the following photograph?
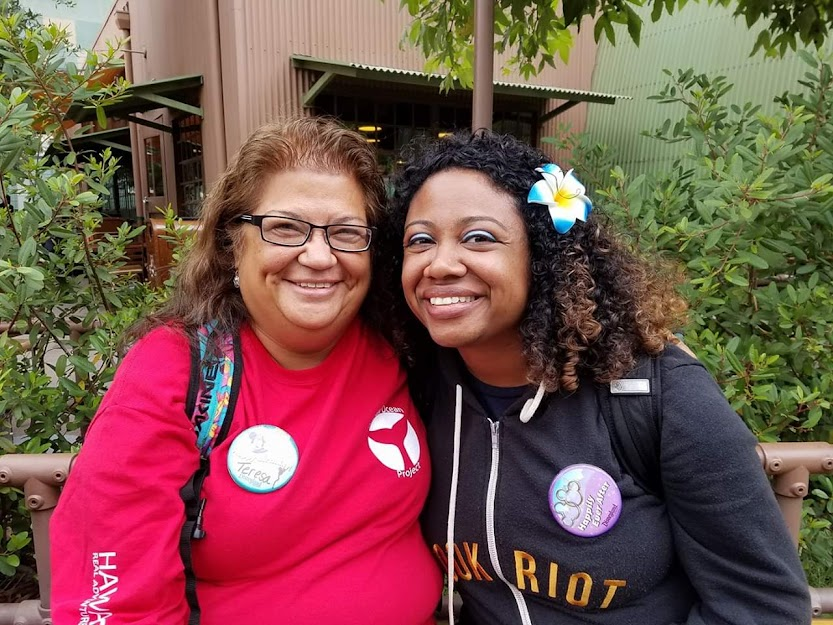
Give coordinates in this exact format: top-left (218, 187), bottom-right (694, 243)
top-left (467, 374), bottom-right (527, 420)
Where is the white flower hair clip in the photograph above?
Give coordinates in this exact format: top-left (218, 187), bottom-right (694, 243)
top-left (527, 164), bottom-right (592, 234)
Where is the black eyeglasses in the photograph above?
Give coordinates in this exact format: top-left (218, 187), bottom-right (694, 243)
top-left (239, 215), bottom-right (375, 253)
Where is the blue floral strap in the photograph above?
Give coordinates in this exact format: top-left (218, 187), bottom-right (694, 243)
top-left (191, 321), bottom-right (238, 458)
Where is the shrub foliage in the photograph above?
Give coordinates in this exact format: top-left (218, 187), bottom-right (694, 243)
top-left (0, 2), bottom-right (158, 586)
top-left (551, 52), bottom-right (833, 585)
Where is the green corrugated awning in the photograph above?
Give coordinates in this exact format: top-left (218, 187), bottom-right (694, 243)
top-left (67, 74), bottom-right (204, 127)
top-left (47, 126), bottom-right (132, 157)
top-left (291, 54), bottom-right (630, 109)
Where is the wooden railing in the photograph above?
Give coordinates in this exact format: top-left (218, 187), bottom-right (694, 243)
top-left (0, 443), bottom-right (831, 624)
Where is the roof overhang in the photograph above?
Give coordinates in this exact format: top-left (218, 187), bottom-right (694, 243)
top-left (291, 55), bottom-right (629, 119)
top-left (69, 126), bottom-right (131, 153)
top-left (67, 74), bottom-right (204, 131)
top-left (46, 126), bottom-right (132, 160)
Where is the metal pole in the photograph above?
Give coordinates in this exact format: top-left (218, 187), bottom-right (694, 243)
top-left (472, 0), bottom-right (494, 133)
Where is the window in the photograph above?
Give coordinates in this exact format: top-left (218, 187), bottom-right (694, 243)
top-left (174, 115), bottom-right (204, 219)
top-left (493, 111), bottom-right (534, 144)
top-left (102, 167), bottom-right (136, 221)
top-left (316, 94), bottom-right (536, 174)
top-left (144, 136), bottom-right (165, 196)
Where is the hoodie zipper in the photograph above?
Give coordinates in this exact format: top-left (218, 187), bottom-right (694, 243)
top-left (486, 419), bottom-right (533, 625)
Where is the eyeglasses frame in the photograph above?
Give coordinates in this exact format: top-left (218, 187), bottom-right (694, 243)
top-left (238, 214), bottom-right (375, 253)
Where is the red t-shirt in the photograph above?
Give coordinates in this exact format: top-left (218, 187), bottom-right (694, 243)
top-left (51, 321), bottom-right (441, 624)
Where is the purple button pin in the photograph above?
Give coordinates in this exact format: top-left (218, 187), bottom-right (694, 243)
top-left (548, 463), bottom-right (622, 537)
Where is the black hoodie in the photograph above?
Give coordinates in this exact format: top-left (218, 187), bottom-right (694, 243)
top-left (420, 345), bottom-right (811, 625)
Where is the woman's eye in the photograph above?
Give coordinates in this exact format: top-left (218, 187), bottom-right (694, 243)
top-left (462, 229), bottom-right (497, 244)
top-left (405, 233), bottom-right (435, 247)
top-left (266, 219), bottom-right (304, 234)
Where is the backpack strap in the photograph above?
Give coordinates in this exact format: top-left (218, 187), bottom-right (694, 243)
top-left (598, 355), bottom-right (663, 498)
top-left (179, 322), bottom-right (243, 625)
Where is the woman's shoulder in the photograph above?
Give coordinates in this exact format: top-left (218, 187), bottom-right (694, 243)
top-left (123, 325), bottom-right (191, 369)
top-left (104, 325), bottom-right (193, 408)
top-left (656, 341), bottom-right (705, 373)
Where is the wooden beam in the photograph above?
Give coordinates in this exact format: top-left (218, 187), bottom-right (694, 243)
top-left (125, 115), bottom-right (172, 133)
top-left (93, 139), bottom-right (132, 153)
top-left (540, 100), bottom-right (581, 124)
top-left (302, 71), bottom-right (335, 107)
top-left (136, 93), bottom-right (203, 117)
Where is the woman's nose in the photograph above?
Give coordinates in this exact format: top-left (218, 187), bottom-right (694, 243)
top-left (299, 229), bottom-right (337, 268)
top-left (424, 243), bottom-right (465, 279)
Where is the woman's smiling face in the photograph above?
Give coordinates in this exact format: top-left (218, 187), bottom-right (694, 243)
top-left (401, 168), bottom-right (530, 354)
top-left (236, 168), bottom-right (371, 361)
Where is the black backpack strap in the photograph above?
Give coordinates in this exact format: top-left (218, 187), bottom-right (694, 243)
top-left (599, 355), bottom-right (663, 498)
top-left (179, 324), bottom-right (243, 625)
top-left (179, 459), bottom-right (210, 625)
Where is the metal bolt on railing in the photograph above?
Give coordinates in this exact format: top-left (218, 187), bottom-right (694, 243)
top-left (812, 587), bottom-right (833, 618)
top-left (0, 454), bottom-right (76, 625)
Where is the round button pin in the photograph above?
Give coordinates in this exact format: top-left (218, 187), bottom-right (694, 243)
top-left (227, 425), bottom-right (299, 493)
top-left (548, 463), bottom-right (622, 537)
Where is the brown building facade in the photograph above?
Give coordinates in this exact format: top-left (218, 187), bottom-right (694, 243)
top-left (79, 0), bottom-right (625, 278)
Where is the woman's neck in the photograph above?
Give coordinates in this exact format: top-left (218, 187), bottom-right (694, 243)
top-left (458, 342), bottom-right (529, 388)
top-left (250, 323), bottom-right (338, 370)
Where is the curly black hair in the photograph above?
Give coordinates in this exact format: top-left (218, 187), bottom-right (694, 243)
top-left (382, 131), bottom-right (687, 392)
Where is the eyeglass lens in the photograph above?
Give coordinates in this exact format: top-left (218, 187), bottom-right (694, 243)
top-left (259, 216), bottom-right (371, 251)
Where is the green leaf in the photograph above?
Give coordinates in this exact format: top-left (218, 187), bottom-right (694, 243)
top-left (16, 266), bottom-right (44, 293)
top-left (563, 0), bottom-right (584, 26)
top-left (725, 271), bottom-right (749, 287)
top-left (0, 556), bottom-right (18, 576)
top-left (704, 227), bottom-right (723, 250)
top-left (95, 104), bottom-right (108, 129)
top-left (736, 251), bottom-right (769, 269)
top-left (69, 354), bottom-right (98, 376)
top-left (6, 532), bottom-right (31, 552)
top-left (811, 173), bottom-right (832, 189)
top-left (17, 237), bottom-right (37, 265)
top-left (624, 6), bottom-right (642, 46)
top-left (803, 406), bottom-right (822, 429)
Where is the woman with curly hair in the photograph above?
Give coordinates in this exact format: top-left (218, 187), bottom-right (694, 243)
top-left (385, 131), bottom-right (810, 625)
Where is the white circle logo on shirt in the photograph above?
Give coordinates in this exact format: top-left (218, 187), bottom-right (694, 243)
top-left (227, 424), bottom-right (299, 493)
top-left (367, 408), bottom-right (421, 478)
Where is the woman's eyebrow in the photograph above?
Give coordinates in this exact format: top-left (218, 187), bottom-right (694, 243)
top-left (404, 218), bottom-right (434, 230)
top-left (459, 216), bottom-right (507, 229)
top-left (405, 216), bottom-right (507, 230)
top-left (260, 210), bottom-right (365, 224)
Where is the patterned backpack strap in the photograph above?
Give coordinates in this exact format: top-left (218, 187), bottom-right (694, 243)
top-left (180, 322), bottom-right (243, 625)
top-left (189, 321), bottom-right (238, 458)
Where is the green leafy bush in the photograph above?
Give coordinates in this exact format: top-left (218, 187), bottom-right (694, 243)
top-left (0, 2), bottom-right (169, 591)
top-left (549, 52), bottom-right (833, 586)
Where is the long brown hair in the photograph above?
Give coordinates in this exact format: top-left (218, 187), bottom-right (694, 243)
top-left (128, 116), bottom-right (388, 341)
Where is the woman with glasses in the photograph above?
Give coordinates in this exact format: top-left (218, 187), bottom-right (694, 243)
top-left (383, 131), bottom-right (810, 625)
top-left (50, 117), bottom-right (442, 625)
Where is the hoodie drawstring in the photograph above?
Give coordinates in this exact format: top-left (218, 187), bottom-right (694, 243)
top-left (445, 381), bottom-right (546, 623)
top-left (446, 384), bottom-right (463, 625)
top-left (519, 381), bottom-right (546, 423)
